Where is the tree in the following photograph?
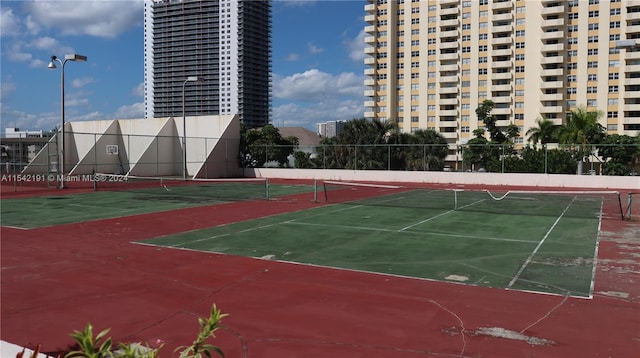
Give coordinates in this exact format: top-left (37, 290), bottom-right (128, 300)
top-left (557, 106), bottom-right (606, 174)
top-left (239, 124), bottom-right (298, 168)
top-left (526, 118), bottom-right (558, 146)
top-left (597, 134), bottom-right (640, 175)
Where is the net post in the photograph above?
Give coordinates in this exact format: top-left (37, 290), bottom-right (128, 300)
top-left (92, 170), bottom-right (97, 191)
top-left (265, 177), bottom-right (270, 200)
top-left (323, 181), bottom-right (328, 203)
top-left (313, 179), bottom-right (317, 203)
top-left (625, 192), bottom-right (632, 221)
top-left (454, 189), bottom-right (458, 210)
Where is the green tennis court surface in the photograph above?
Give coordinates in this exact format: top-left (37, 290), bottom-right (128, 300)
top-left (1, 181), bottom-right (313, 228)
top-left (144, 189), bottom-right (606, 297)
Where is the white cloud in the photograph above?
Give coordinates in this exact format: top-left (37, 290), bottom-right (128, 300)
top-left (272, 69), bottom-right (365, 129)
top-left (308, 42), bottom-right (323, 54)
top-left (345, 29), bottom-right (366, 62)
top-left (131, 82), bottom-right (144, 97)
top-left (30, 36), bottom-right (61, 50)
top-left (113, 102), bottom-right (144, 119)
top-left (285, 53), bottom-right (299, 61)
top-left (25, 1), bottom-right (143, 39)
top-left (1, 77), bottom-right (17, 99)
top-left (273, 69), bottom-right (364, 102)
top-left (71, 77), bottom-right (94, 88)
top-left (0, 7), bottom-right (20, 37)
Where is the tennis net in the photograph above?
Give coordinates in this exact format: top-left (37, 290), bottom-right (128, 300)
top-left (321, 180), bottom-right (626, 220)
top-left (93, 173), bottom-right (270, 202)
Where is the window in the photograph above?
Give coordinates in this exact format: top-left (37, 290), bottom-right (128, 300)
top-left (587, 99), bottom-right (597, 107)
top-left (462, 81), bottom-right (470, 87)
top-left (461, 126), bottom-right (470, 133)
top-left (589, 11), bottom-right (599, 18)
top-left (516, 54), bottom-right (525, 60)
top-left (411, 51), bottom-right (419, 57)
top-left (478, 68), bottom-right (488, 75)
top-left (568, 50), bottom-right (578, 57)
top-left (568, 13), bottom-right (579, 20)
top-left (609, 85), bottom-right (619, 93)
top-left (479, 10), bottom-right (488, 17)
top-left (516, 30), bottom-right (525, 37)
top-left (413, 61), bottom-right (422, 68)
top-left (609, 73), bottom-right (619, 80)
top-left (587, 86), bottom-right (597, 93)
top-left (567, 88), bottom-right (577, 94)
top-left (462, 92), bottom-right (470, 98)
top-left (567, 38), bottom-right (578, 45)
top-left (478, 33), bottom-right (488, 40)
top-left (478, 57), bottom-right (488, 63)
top-left (411, 18), bottom-right (420, 24)
top-left (588, 74), bottom-right (597, 81)
top-left (610, 34), bottom-right (620, 41)
top-left (462, 24), bottom-right (471, 30)
top-left (588, 36), bottom-right (599, 43)
top-left (610, 21), bottom-right (621, 28)
top-left (567, 75), bottom-right (577, 82)
top-left (463, 12), bottom-right (471, 19)
top-left (428, 49), bottom-right (436, 55)
top-left (411, 73), bottom-right (419, 79)
top-left (567, 63), bottom-right (578, 70)
top-left (478, 45), bottom-right (488, 51)
top-left (611, 8), bottom-right (621, 15)
top-left (608, 111), bottom-right (619, 118)
top-left (588, 23), bottom-right (599, 30)
top-left (587, 61), bottom-right (598, 68)
top-left (607, 124), bottom-right (618, 131)
top-left (568, 25), bottom-right (578, 32)
top-left (411, 116), bottom-right (419, 122)
top-left (516, 42), bottom-right (525, 49)
top-left (608, 98), bottom-right (619, 105)
top-left (427, 116), bottom-right (435, 122)
top-left (516, 66), bottom-right (525, 72)
top-left (428, 38), bottom-right (436, 44)
top-left (588, 48), bottom-right (598, 55)
top-left (462, 46), bottom-right (471, 53)
top-left (609, 60), bottom-right (620, 67)
top-left (479, 22), bottom-right (488, 29)
top-left (515, 78), bottom-right (524, 85)
top-left (515, 102), bottom-right (524, 108)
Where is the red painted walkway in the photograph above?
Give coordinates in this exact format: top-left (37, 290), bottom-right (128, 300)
top-left (2, 183), bottom-right (639, 357)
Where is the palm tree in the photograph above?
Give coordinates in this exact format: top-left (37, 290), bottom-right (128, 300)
top-left (526, 118), bottom-right (558, 146)
top-left (557, 106), bottom-right (606, 174)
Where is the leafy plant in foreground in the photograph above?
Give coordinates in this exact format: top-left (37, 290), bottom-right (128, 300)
top-left (65, 323), bottom-right (113, 358)
top-left (176, 304), bottom-right (229, 358)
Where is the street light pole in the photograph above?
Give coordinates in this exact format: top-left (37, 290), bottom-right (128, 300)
top-left (48, 54), bottom-right (87, 188)
top-left (182, 76), bottom-right (204, 180)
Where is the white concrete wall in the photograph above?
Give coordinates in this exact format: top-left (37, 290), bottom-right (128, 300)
top-left (245, 168), bottom-right (640, 191)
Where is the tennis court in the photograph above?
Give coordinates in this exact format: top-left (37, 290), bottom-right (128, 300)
top-left (0, 177), bottom-right (313, 228)
top-left (142, 183), bottom-right (616, 298)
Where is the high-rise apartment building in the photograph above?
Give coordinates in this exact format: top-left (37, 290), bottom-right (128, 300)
top-left (364, 0), bottom-right (640, 149)
top-left (144, 0), bottom-right (271, 128)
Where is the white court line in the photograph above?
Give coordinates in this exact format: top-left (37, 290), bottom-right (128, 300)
top-left (399, 198), bottom-right (486, 231)
top-left (507, 196), bottom-right (577, 288)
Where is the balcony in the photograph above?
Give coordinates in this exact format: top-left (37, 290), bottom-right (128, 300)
top-left (492, 84), bottom-right (511, 91)
top-left (365, 25), bottom-right (375, 33)
top-left (624, 50), bottom-right (640, 60)
top-left (493, 48), bottom-right (512, 57)
top-left (364, 89), bottom-right (375, 97)
top-left (492, 13), bottom-right (512, 22)
top-left (440, 132), bottom-right (459, 139)
top-left (623, 116), bottom-right (640, 124)
top-left (625, 77), bottom-right (640, 85)
top-left (540, 81), bottom-right (563, 89)
top-left (364, 100), bottom-right (375, 107)
top-left (440, 63), bottom-right (458, 72)
top-left (491, 1), bottom-right (512, 10)
top-left (364, 3), bottom-right (375, 12)
top-left (492, 72), bottom-right (512, 80)
top-left (541, 43), bottom-right (564, 52)
top-left (541, 30), bottom-right (564, 40)
top-left (541, 18), bottom-right (564, 27)
top-left (364, 78), bottom-right (375, 86)
top-left (440, 29), bottom-right (459, 38)
top-left (365, 36), bottom-right (375, 44)
top-left (364, 14), bottom-right (376, 23)
top-left (625, 64), bottom-right (640, 72)
top-left (441, 19), bottom-right (459, 27)
top-left (492, 37), bottom-right (512, 45)
top-left (364, 111), bottom-right (375, 118)
top-left (440, 98), bottom-right (458, 105)
top-left (491, 60), bottom-right (513, 69)
top-left (541, 68), bottom-right (563, 76)
top-left (364, 68), bottom-right (375, 75)
top-left (624, 91), bottom-right (640, 98)
top-left (441, 7), bottom-right (459, 16)
top-left (365, 47), bottom-right (375, 55)
top-left (440, 41), bottom-right (459, 50)
top-left (440, 86), bottom-right (459, 94)
top-left (541, 93), bottom-right (564, 101)
top-left (492, 24), bottom-right (513, 33)
top-left (438, 120), bottom-right (458, 128)
top-left (440, 53), bottom-right (459, 61)
top-left (492, 107), bottom-right (512, 115)
top-left (541, 55), bottom-right (564, 64)
top-left (627, 24), bottom-right (640, 33)
top-left (541, 5), bottom-right (564, 15)
top-left (439, 109), bottom-right (459, 116)
top-left (539, 105), bottom-right (563, 113)
top-left (364, 57), bottom-right (375, 65)
top-left (439, 0), bottom-right (459, 4)
top-left (492, 95), bottom-right (511, 103)
top-left (623, 104), bottom-right (640, 111)
top-left (440, 75), bottom-right (459, 83)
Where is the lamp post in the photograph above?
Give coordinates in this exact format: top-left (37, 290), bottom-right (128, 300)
top-left (182, 76), bottom-right (204, 180)
top-left (48, 54), bottom-right (87, 188)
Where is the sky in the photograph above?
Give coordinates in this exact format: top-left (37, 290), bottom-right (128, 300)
top-left (0, 0), bottom-right (366, 134)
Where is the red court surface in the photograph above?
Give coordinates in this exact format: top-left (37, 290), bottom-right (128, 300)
top-left (1, 181), bottom-right (639, 357)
